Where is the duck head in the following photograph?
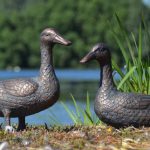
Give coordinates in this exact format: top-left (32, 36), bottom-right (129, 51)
top-left (40, 28), bottom-right (72, 46)
top-left (80, 43), bottom-right (111, 65)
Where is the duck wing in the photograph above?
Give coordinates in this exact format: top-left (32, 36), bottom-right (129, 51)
top-left (3, 78), bottom-right (38, 97)
top-left (124, 93), bottom-right (150, 110)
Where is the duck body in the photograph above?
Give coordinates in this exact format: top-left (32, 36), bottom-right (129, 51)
top-left (95, 88), bottom-right (150, 127)
top-left (0, 71), bottom-right (59, 117)
top-left (80, 43), bottom-right (150, 128)
top-left (0, 28), bottom-right (71, 131)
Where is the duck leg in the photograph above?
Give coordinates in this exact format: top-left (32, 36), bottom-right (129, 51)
top-left (2, 109), bottom-right (14, 132)
top-left (18, 116), bottom-right (26, 131)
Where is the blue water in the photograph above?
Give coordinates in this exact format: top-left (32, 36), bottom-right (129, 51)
top-left (0, 69), bottom-right (99, 126)
top-left (0, 69), bottom-right (100, 81)
top-left (0, 101), bottom-right (95, 126)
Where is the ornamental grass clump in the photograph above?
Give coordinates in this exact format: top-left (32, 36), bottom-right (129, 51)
top-left (112, 14), bottom-right (150, 94)
top-left (61, 93), bottom-right (100, 125)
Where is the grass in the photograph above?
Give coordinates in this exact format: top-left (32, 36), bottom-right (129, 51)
top-left (112, 13), bottom-right (150, 94)
top-left (0, 125), bottom-right (150, 149)
top-left (61, 93), bottom-right (100, 125)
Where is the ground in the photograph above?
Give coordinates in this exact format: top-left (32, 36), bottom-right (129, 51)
top-left (0, 125), bottom-right (150, 150)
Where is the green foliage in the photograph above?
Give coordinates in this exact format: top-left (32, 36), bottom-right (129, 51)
top-left (112, 14), bottom-right (150, 94)
top-left (0, 0), bottom-right (149, 69)
top-left (61, 93), bottom-right (100, 125)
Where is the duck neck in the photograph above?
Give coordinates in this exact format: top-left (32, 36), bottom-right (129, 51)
top-left (41, 43), bottom-right (53, 65)
top-left (39, 43), bottom-right (55, 81)
top-left (99, 60), bottom-right (115, 89)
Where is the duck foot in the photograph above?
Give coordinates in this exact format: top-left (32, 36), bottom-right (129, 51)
top-left (5, 125), bottom-right (15, 133)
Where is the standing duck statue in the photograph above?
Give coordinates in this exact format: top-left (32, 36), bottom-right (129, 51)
top-left (80, 43), bottom-right (150, 128)
top-left (0, 28), bottom-right (71, 131)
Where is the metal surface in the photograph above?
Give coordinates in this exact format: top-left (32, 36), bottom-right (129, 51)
top-left (80, 43), bottom-right (150, 128)
top-left (0, 28), bottom-right (71, 130)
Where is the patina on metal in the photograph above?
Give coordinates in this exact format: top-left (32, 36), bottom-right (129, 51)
top-left (0, 28), bottom-right (71, 131)
top-left (80, 43), bottom-right (150, 128)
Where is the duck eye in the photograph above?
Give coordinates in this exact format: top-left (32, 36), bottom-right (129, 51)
top-left (95, 48), bottom-right (100, 53)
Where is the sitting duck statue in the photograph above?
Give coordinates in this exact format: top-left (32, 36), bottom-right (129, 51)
top-left (0, 28), bottom-right (71, 131)
top-left (80, 43), bottom-right (150, 128)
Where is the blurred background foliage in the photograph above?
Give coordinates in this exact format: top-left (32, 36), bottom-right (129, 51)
top-left (0, 0), bottom-right (149, 69)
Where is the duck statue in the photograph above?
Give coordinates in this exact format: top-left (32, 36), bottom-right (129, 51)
top-left (0, 28), bottom-right (71, 131)
top-left (80, 43), bottom-right (150, 128)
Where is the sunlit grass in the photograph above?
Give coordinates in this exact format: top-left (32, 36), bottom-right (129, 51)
top-left (61, 93), bottom-right (100, 125)
top-left (112, 13), bottom-right (150, 94)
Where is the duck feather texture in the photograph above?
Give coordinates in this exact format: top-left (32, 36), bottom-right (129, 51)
top-left (80, 43), bottom-right (150, 127)
top-left (0, 28), bottom-right (71, 131)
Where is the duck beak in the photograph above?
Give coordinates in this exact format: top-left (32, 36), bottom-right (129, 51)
top-left (54, 34), bottom-right (72, 46)
top-left (80, 51), bottom-right (95, 63)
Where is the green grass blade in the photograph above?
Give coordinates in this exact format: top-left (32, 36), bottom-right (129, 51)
top-left (115, 13), bottom-right (136, 65)
top-left (70, 94), bottom-right (80, 118)
top-left (48, 115), bottom-right (60, 125)
top-left (85, 92), bottom-right (91, 117)
top-left (138, 23), bottom-right (142, 63)
top-left (111, 29), bottom-right (129, 64)
top-left (148, 67), bottom-right (150, 94)
top-left (71, 110), bottom-right (82, 124)
top-left (117, 66), bottom-right (136, 90)
top-left (112, 60), bottom-right (125, 78)
top-left (48, 110), bottom-right (62, 125)
top-left (141, 14), bottom-right (150, 41)
top-left (61, 94), bottom-right (99, 125)
top-left (131, 32), bottom-right (138, 53)
top-left (112, 60), bottom-right (135, 91)
top-left (61, 101), bottom-right (78, 124)
top-left (84, 110), bottom-right (94, 124)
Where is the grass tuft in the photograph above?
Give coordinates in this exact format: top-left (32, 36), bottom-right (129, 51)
top-left (112, 14), bottom-right (150, 94)
top-left (61, 92), bottom-right (100, 125)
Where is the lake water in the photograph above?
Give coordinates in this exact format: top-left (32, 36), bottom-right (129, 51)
top-left (0, 69), bottom-right (100, 125)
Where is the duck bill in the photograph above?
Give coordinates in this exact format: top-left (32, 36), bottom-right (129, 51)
top-left (54, 34), bottom-right (72, 46)
top-left (80, 51), bottom-right (95, 63)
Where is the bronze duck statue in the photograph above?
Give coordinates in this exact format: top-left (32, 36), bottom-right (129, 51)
top-left (0, 28), bottom-right (71, 131)
top-left (80, 43), bottom-right (150, 128)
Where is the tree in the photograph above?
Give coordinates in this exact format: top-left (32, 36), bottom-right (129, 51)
top-left (0, 0), bottom-right (149, 69)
